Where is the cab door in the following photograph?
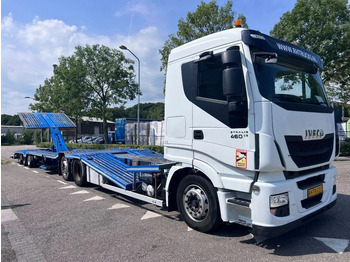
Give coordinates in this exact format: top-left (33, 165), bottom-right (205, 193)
top-left (182, 44), bottom-right (254, 172)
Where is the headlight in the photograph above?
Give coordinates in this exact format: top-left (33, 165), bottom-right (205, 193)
top-left (270, 192), bottom-right (289, 208)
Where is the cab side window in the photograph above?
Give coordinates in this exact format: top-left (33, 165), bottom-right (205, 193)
top-left (182, 47), bottom-right (248, 128)
top-left (197, 55), bottom-right (226, 101)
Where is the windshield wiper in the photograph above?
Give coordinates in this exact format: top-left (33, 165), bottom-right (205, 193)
top-left (303, 100), bottom-right (328, 107)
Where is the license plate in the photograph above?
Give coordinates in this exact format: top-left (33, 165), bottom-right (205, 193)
top-left (307, 184), bottom-right (323, 198)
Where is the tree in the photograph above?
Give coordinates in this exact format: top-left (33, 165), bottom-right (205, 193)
top-left (159, 0), bottom-right (247, 84)
top-left (31, 55), bottom-right (89, 141)
top-left (141, 102), bottom-right (164, 119)
top-left (129, 102), bottom-right (164, 119)
top-left (108, 102), bottom-right (165, 121)
top-left (19, 128), bottom-right (34, 145)
top-left (30, 77), bottom-right (61, 112)
top-left (270, 0), bottom-right (350, 104)
top-left (107, 105), bottom-right (127, 120)
top-left (53, 55), bottom-right (89, 141)
top-left (1, 114), bottom-right (21, 126)
top-left (2, 129), bottom-right (16, 145)
top-left (74, 45), bottom-right (137, 143)
top-left (32, 44), bottom-right (137, 143)
top-left (34, 129), bottom-right (42, 144)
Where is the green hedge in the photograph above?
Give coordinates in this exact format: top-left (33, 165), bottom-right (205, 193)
top-left (340, 142), bottom-right (350, 156)
top-left (36, 142), bottom-right (164, 154)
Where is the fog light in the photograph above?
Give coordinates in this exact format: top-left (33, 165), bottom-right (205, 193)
top-left (270, 192), bottom-right (289, 208)
top-left (270, 205), bottom-right (290, 217)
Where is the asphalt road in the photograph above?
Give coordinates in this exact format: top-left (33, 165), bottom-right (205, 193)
top-left (1, 145), bottom-right (350, 261)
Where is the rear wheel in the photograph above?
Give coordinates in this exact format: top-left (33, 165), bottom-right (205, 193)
top-left (60, 156), bottom-right (71, 181)
top-left (24, 155), bottom-right (28, 166)
top-left (27, 155), bottom-right (35, 168)
top-left (176, 175), bottom-right (222, 232)
top-left (72, 160), bottom-right (87, 187)
top-left (18, 154), bottom-right (24, 165)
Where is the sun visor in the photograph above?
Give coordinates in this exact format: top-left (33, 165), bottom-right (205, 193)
top-left (242, 30), bottom-right (323, 70)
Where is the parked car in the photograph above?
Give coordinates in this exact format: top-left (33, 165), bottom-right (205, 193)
top-left (69, 136), bottom-right (105, 144)
top-left (81, 136), bottom-right (93, 143)
top-left (93, 137), bottom-right (104, 144)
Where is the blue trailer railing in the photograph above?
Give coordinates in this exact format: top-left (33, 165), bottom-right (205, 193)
top-left (13, 113), bottom-right (176, 201)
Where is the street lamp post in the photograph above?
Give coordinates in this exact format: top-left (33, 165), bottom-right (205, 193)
top-left (119, 45), bottom-right (140, 145)
top-left (24, 96), bottom-right (43, 142)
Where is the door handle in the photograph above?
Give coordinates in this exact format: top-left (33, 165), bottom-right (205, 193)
top-left (194, 130), bottom-right (204, 140)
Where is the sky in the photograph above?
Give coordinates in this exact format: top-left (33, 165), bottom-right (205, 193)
top-left (1, 0), bottom-right (297, 115)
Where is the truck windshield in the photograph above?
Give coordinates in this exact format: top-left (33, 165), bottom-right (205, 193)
top-left (253, 55), bottom-right (332, 113)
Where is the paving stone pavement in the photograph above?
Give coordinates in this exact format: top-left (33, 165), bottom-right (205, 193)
top-left (2, 193), bottom-right (47, 262)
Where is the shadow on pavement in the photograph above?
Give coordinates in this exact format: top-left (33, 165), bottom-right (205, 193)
top-left (1, 203), bottom-right (31, 210)
top-left (240, 193), bottom-right (350, 256)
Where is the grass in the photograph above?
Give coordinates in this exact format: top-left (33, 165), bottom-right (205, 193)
top-left (1, 159), bottom-right (11, 165)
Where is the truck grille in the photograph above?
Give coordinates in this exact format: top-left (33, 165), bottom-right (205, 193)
top-left (285, 134), bottom-right (334, 168)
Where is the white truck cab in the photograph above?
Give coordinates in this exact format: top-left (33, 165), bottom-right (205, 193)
top-left (164, 26), bottom-right (337, 238)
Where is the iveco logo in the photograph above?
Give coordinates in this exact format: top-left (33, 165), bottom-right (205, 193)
top-left (304, 129), bottom-right (325, 140)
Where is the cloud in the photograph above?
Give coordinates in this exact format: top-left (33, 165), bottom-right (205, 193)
top-left (117, 26), bottom-right (165, 105)
top-left (126, 1), bottom-right (152, 16)
top-left (1, 13), bottom-right (165, 115)
top-left (114, 0), bottom-right (153, 17)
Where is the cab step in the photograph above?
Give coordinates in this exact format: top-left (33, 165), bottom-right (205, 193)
top-left (227, 198), bottom-right (251, 207)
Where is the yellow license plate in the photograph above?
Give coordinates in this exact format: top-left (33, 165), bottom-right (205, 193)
top-left (307, 184), bottom-right (323, 198)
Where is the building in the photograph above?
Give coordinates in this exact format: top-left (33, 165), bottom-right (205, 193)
top-left (78, 117), bottom-right (115, 137)
top-left (1, 125), bottom-right (23, 139)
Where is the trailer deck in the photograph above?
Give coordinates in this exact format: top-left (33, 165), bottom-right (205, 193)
top-left (13, 113), bottom-right (176, 206)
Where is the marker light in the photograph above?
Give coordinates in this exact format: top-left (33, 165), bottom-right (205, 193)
top-left (234, 19), bottom-right (242, 28)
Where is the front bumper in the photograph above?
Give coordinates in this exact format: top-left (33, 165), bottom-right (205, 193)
top-left (251, 165), bottom-right (337, 238)
top-left (252, 199), bottom-right (336, 238)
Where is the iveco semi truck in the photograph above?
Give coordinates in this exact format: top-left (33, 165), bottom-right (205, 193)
top-left (163, 22), bottom-right (337, 237)
top-left (14, 22), bottom-right (337, 239)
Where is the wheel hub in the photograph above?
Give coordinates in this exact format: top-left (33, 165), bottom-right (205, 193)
top-left (183, 186), bottom-right (209, 222)
top-left (61, 159), bottom-right (68, 175)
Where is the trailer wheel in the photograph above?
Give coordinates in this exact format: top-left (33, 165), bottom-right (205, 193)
top-left (177, 175), bottom-right (222, 232)
top-left (27, 155), bottom-right (35, 168)
top-left (72, 160), bottom-right (87, 187)
top-left (18, 154), bottom-right (24, 165)
top-left (24, 155), bottom-right (28, 166)
top-left (60, 156), bottom-right (71, 181)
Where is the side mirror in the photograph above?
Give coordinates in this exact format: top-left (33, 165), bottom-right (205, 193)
top-left (223, 68), bottom-right (244, 97)
top-left (222, 47), bottom-right (244, 97)
top-left (221, 47), bottom-right (241, 66)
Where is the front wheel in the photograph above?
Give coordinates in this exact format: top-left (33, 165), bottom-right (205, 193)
top-left (72, 160), bottom-right (87, 187)
top-left (176, 175), bottom-right (222, 232)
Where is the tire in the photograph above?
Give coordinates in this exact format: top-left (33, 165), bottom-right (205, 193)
top-left (24, 155), bottom-right (28, 166)
top-left (60, 156), bottom-right (71, 181)
top-left (72, 160), bottom-right (87, 187)
top-left (27, 155), bottom-right (35, 168)
top-left (177, 175), bottom-right (222, 232)
top-left (18, 154), bottom-right (24, 165)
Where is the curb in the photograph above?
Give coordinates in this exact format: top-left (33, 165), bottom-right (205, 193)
top-left (1, 194), bottom-right (47, 262)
